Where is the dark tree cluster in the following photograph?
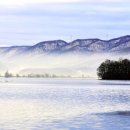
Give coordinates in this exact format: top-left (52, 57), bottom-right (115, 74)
top-left (97, 59), bottom-right (130, 80)
top-left (5, 71), bottom-right (13, 78)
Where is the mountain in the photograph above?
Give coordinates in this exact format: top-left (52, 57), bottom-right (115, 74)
top-left (0, 35), bottom-right (130, 77)
top-left (1, 35), bottom-right (130, 57)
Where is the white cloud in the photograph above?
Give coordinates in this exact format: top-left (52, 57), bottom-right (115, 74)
top-left (85, 0), bottom-right (129, 2)
top-left (0, 0), bottom-right (82, 6)
top-left (0, 0), bottom-right (129, 7)
top-left (1, 0), bottom-right (129, 6)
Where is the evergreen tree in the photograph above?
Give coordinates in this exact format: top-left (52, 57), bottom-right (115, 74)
top-left (97, 59), bottom-right (130, 80)
top-left (5, 71), bottom-right (12, 78)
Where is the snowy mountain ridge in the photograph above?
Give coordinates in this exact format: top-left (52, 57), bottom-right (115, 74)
top-left (1, 35), bottom-right (130, 57)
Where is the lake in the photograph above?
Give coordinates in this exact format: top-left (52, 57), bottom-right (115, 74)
top-left (0, 78), bottom-right (130, 130)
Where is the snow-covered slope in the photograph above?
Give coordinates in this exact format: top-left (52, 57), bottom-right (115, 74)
top-left (0, 35), bottom-right (130, 57)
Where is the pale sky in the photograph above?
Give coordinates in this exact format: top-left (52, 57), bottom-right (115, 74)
top-left (0, 0), bottom-right (130, 46)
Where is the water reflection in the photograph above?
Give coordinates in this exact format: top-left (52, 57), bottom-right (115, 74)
top-left (0, 78), bottom-right (129, 130)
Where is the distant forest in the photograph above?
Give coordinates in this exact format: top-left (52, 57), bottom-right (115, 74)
top-left (1, 71), bottom-right (89, 78)
top-left (1, 71), bottom-right (71, 78)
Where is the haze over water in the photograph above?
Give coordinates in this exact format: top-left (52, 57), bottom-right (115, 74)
top-left (0, 78), bottom-right (130, 130)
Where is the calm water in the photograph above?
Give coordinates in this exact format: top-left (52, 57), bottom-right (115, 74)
top-left (0, 78), bottom-right (130, 130)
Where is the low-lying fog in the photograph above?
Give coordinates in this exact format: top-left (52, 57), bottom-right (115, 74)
top-left (0, 53), bottom-right (129, 78)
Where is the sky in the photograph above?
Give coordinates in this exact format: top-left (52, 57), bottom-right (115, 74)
top-left (0, 0), bottom-right (130, 46)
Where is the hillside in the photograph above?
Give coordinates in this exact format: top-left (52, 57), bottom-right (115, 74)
top-left (0, 35), bottom-right (130, 57)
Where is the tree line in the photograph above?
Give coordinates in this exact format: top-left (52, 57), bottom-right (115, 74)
top-left (1, 71), bottom-right (72, 78)
top-left (0, 71), bottom-right (89, 78)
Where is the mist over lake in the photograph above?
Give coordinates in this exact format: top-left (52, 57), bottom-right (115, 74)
top-left (0, 0), bottom-right (130, 129)
top-left (0, 35), bottom-right (130, 78)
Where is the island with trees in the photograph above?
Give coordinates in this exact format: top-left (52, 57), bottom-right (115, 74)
top-left (97, 59), bottom-right (130, 80)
